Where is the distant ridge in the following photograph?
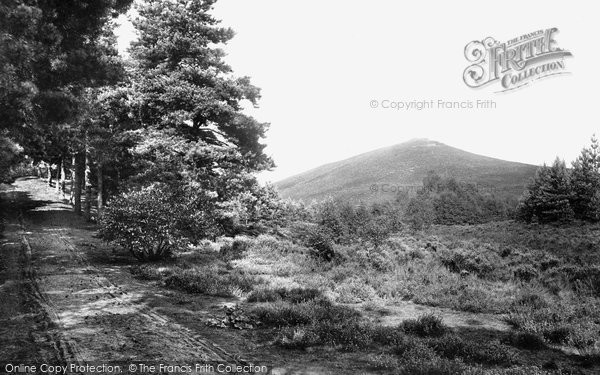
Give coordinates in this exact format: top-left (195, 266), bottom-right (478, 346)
top-left (274, 139), bottom-right (538, 204)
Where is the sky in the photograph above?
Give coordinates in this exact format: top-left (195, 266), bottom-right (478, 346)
top-left (115, 0), bottom-right (599, 183)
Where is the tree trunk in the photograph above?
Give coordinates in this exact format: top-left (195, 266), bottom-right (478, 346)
top-left (56, 159), bottom-right (62, 194)
top-left (60, 159), bottom-right (66, 200)
top-left (97, 164), bottom-right (104, 217)
top-left (70, 154), bottom-right (76, 205)
top-left (73, 154), bottom-right (82, 214)
top-left (84, 141), bottom-right (92, 221)
top-left (46, 163), bottom-right (52, 186)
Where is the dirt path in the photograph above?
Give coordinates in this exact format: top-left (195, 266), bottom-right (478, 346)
top-left (0, 178), bottom-right (251, 374)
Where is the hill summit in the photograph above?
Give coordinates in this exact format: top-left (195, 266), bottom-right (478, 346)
top-left (275, 138), bottom-right (538, 203)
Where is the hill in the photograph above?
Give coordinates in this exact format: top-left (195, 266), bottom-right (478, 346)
top-left (275, 139), bottom-right (538, 204)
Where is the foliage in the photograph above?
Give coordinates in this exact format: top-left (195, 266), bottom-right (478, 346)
top-left (219, 237), bottom-right (252, 261)
top-left (405, 193), bottom-right (435, 230)
top-left (517, 158), bottom-right (574, 223)
top-left (304, 227), bottom-right (336, 262)
top-left (519, 136), bottom-right (600, 223)
top-left (401, 313), bottom-right (447, 337)
top-left (404, 171), bottom-right (513, 228)
top-left (570, 135), bottom-right (600, 221)
top-left (130, 264), bottom-right (261, 297)
top-left (1, 0), bottom-right (132, 166)
top-left (309, 198), bottom-right (402, 246)
top-left (247, 287), bottom-right (323, 303)
top-left (0, 134), bottom-right (23, 182)
top-left (128, 0), bottom-right (272, 172)
top-left (99, 184), bottom-right (218, 260)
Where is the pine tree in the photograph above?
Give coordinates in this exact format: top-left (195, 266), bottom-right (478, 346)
top-left (571, 135), bottom-right (600, 221)
top-left (1, 0), bottom-right (132, 189)
top-left (128, 0), bottom-right (273, 179)
top-left (518, 158), bottom-right (574, 223)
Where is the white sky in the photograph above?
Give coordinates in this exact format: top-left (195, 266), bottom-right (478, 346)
top-left (115, 0), bottom-right (599, 183)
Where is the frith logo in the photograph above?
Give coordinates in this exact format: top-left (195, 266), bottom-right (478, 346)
top-left (463, 28), bottom-right (572, 92)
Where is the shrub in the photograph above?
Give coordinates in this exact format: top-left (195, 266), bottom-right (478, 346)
top-left (543, 326), bottom-right (571, 345)
top-left (405, 194), bottom-right (435, 230)
top-left (439, 247), bottom-right (498, 279)
top-left (309, 198), bottom-right (402, 245)
top-left (367, 353), bottom-right (400, 370)
top-left (507, 332), bottom-right (546, 350)
top-left (251, 301), bottom-right (314, 326)
top-left (301, 318), bottom-right (374, 349)
top-left (371, 325), bottom-right (406, 346)
top-left (428, 335), bottom-right (516, 366)
top-left (305, 228), bottom-right (335, 262)
top-left (335, 277), bottom-right (378, 303)
top-left (513, 291), bottom-right (549, 310)
top-left (252, 297), bottom-right (361, 329)
top-left (405, 172), bottom-right (513, 227)
top-left (251, 235), bottom-right (300, 257)
top-left (219, 237), bottom-right (251, 261)
top-left (462, 366), bottom-right (556, 375)
top-left (247, 287), bottom-right (322, 303)
top-left (402, 313), bottom-right (447, 337)
top-left (393, 336), bottom-right (468, 375)
top-left (357, 212), bottom-right (403, 246)
top-left (513, 264), bottom-right (539, 282)
top-left (99, 184), bottom-right (217, 261)
top-left (130, 264), bottom-right (260, 297)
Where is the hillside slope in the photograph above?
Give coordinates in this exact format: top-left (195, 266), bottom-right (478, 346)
top-left (275, 139), bottom-right (538, 203)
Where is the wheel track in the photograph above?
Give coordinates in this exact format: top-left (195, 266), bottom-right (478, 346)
top-left (21, 221), bottom-right (249, 368)
top-left (18, 212), bottom-right (86, 368)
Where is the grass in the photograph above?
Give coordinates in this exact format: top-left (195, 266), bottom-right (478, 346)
top-left (228, 223), bottom-right (600, 356)
top-left (129, 244), bottom-right (265, 298)
top-left (247, 286), bottom-right (322, 303)
top-left (248, 290), bottom-right (525, 371)
top-left (127, 222), bottom-right (600, 373)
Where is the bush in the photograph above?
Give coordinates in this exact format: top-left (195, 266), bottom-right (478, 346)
top-left (507, 332), bottom-right (546, 350)
top-left (428, 335), bottom-right (516, 366)
top-left (131, 264), bottom-right (260, 297)
top-left (300, 319), bottom-right (374, 349)
top-left (305, 228), bottom-right (335, 262)
top-left (309, 198), bottom-right (402, 245)
top-left (543, 326), bottom-right (571, 345)
top-left (252, 297), bottom-right (361, 329)
top-left (335, 277), bottom-right (379, 303)
top-left (405, 172), bottom-right (513, 227)
top-left (219, 237), bottom-right (251, 261)
top-left (247, 287), bottom-right (322, 303)
top-left (513, 264), bottom-right (539, 282)
top-left (402, 313), bottom-right (447, 337)
top-left (393, 336), bottom-right (468, 375)
top-left (99, 184), bottom-right (217, 261)
top-left (405, 194), bottom-right (435, 230)
top-left (439, 247), bottom-right (499, 279)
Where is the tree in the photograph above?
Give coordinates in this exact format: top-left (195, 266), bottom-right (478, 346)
top-left (570, 135), bottom-right (600, 222)
top-left (1, 0), bottom-right (133, 210)
top-left (518, 158), bottom-right (574, 223)
top-left (404, 172), bottom-right (511, 227)
top-left (405, 192), bottom-right (435, 230)
top-left (0, 133), bottom-right (22, 183)
top-left (128, 0), bottom-right (272, 173)
top-left (98, 0), bottom-right (275, 258)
